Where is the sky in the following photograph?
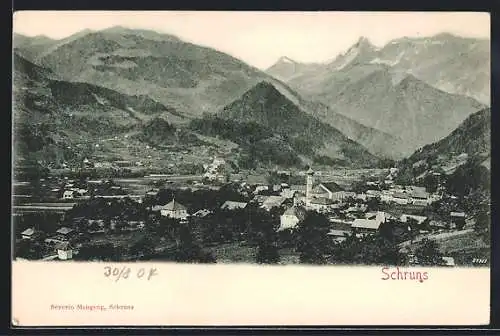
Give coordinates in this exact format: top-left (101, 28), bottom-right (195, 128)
top-left (13, 11), bottom-right (490, 70)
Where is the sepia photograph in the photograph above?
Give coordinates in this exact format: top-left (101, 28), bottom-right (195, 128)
top-left (12, 11), bottom-right (490, 269)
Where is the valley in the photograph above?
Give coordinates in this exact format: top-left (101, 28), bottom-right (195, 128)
top-left (12, 25), bottom-right (490, 267)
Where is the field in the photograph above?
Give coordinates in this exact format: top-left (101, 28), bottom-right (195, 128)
top-left (436, 231), bottom-right (490, 266)
top-left (205, 242), bottom-right (301, 264)
top-left (400, 229), bottom-right (490, 266)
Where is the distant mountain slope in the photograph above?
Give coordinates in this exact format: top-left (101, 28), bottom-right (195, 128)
top-left (13, 33), bottom-right (58, 64)
top-left (375, 33), bottom-right (490, 104)
top-left (16, 27), bottom-right (272, 117)
top-left (265, 56), bottom-right (325, 83)
top-left (395, 108), bottom-right (490, 184)
top-left (15, 28), bottom-right (412, 161)
top-left (268, 33), bottom-right (490, 104)
top-left (288, 62), bottom-right (484, 152)
top-left (13, 52), bottom-right (181, 166)
top-left (404, 108), bottom-right (490, 164)
top-left (266, 34), bottom-right (489, 154)
top-left (191, 81), bottom-right (381, 168)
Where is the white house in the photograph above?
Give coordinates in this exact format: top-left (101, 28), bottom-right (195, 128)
top-left (410, 189), bottom-right (430, 206)
top-left (56, 242), bottom-right (73, 260)
top-left (351, 218), bottom-right (382, 232)
top-left (391, 192), bottom-right (409, 205)
top-left (56, 227), bottom-right (75, 238)
top-left (279, 206), bottom-right (306, 231)
top-left (254, 185), bottom-right (269, 194)
top-left (21, 228), bottom-right (36, 240)
top-left (352, 212), bottom-right (387, 233)
top-left (261, 196), bottom-right (286, 211)
top-left (221, 201), bottom-right (248, 211)
top-left (63, 190), bottom-right (75, 199)
top-left (307, 197), bottom-right (334, 212)
top-left (156, 199), bottom-right (188, 219)
top-left (400, 214), bottom-right (428, 226)
top-left (442, 256), bottom-right (455, 267)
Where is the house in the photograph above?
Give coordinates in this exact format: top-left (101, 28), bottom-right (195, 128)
top-left (88, 219), bottom-right (106, 233)
top-left (308, 197), bottom-right (334, 212)
top-left (261, 196), bottom-right (287, 211)
top-left (146, 189), bottom-right (159, 197)
top-left (63, 190), bottom-right (75, 199)
top-left (352, 212), bottom-right (387, 233)
top-left (56, 227), bottom-right (75, 238)
top-left (157, 200), bottom-right (188, 219)
top-left (280, 189), bottom-right (296, 200)
top-left (279, 206), bottom-right (306, 231)
top-left (356, 193), bottom-right (367, 201)
top-left (21, 228), bottom-right (36, 240)
top-left (192, 209), bottom-right (212, 218)
top-left (442, 257), bottom-right (455, 267)
top-left (250, 195), bottom-right (268, 205)
top-left (450, 212), bottom-right (466, 229)
top-left (429, 220), bottom-right (448, 230)
top-left (366, 190), bottom-right (381, 199)
top-left (56, 242), bottom-right (73, 260)
top-left (289, 185), bottom-right (307, 193)
top-left (345, 204), bottom-right (368, 213)
top-left (400, 214), bottom-right (428, 226)
top-left (351, 218), bottom-right (382, 232)
top-left (327, 229), bottom-right (351, 242)
top-left (221, 201), bottom-right (248, 211)
top-left (254, 185), bottom-right (269, 194)
top-left (391, 192), bottom-right (409, 205)
top-left (410, 189), bottom-right (430, 206)
top-left (76, 189), bottom-right (88, 196)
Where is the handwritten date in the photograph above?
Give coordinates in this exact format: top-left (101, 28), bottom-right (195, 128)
top-left (104, 266), bottom-right (158, 282)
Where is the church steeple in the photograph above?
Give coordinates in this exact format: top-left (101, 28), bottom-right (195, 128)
top-left (306, 167), bottom-right (314, 206)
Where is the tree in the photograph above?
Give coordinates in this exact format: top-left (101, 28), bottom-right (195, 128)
top-left (253, 207), bottom-right (281, 264)
top-left (129, 236), bottom-right (155, 257)
top-left (15, 239), bottom-right (45, 260)
top-left (422, 174), bottom-right (439, 193)
top-left (474, 204), bottom-right (490, 242)
top-left (256, 241), bottom-right (280, 264)
top-left (414, 238), bottom-right (445, 266)
top-left (174, 225), bottom-right (216, 263)
top-left (295, 211), bottom-right (330, 264)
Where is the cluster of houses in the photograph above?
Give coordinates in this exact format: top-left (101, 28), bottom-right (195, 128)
top-left (203, 157), bottom-right (228, 182)
top-left (17, 164), bottom-right (467, 263)
top-left (41, 177), bottom-right (129, 201)
top-left (20, 225), bottom-right (77, 260)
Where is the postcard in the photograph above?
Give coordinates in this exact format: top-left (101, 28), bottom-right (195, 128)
top-left (11, 11), bottom-right (491, 326)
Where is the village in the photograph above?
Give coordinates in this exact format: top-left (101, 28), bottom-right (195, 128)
top-left (13, 156), bottom-right (483, 266)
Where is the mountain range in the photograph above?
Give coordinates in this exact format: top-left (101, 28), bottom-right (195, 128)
top-left (13, 27), bottom-right (490, 169)
top-left (267, 34), bottom-right (489, 153)
top-left (13, 50), bottom-right (382, 169)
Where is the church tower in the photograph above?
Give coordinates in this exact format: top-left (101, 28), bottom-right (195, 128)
top-left (306, 167), bottom-right (314, 205)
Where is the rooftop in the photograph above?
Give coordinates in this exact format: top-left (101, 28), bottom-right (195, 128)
top-left (56, 227), bottom-right (74, 235)
top-left (163, 199), bottom-right (187, 211)
top-left (262, 196), bottom-right (286, 209)
top-left (319, 181), bottom-right (344, 193)
top-left (352, 218), bottom-right (381, 230)
top-left (282, 206), bottom-right (307, 221)
top-left (221, 201), bottom-right (248, 210)
top-left (21, 228), bottom-right (35, 236)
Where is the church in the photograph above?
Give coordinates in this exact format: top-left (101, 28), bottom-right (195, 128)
top-left (303, 167), bottom-right (352, 209)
